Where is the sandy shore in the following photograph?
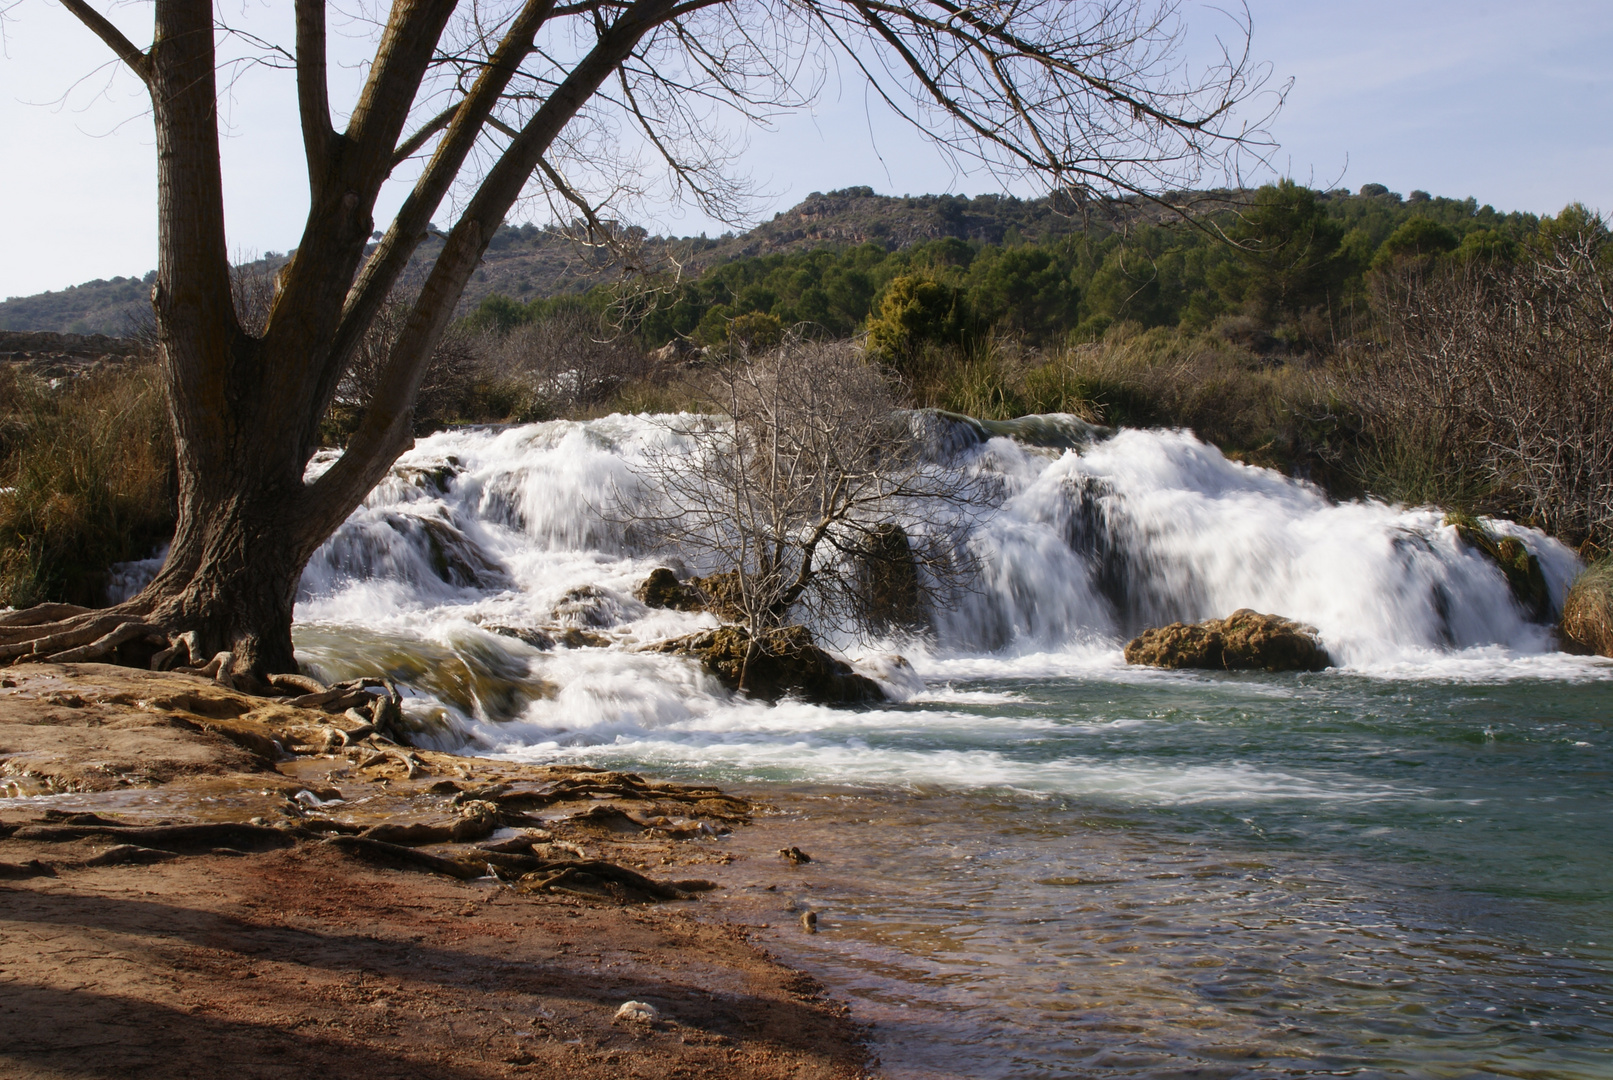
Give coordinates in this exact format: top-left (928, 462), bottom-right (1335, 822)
top-left (0, 663), bottom-right (871, 1080)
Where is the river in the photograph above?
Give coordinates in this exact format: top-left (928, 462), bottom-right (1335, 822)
top-left (207, 412), bottom-right (1610, 1078)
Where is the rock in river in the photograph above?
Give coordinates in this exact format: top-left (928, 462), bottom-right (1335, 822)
top-left (646, 625), bottom-right (884, 705)
top-left (1124, 609), bottom-right (1331, 672)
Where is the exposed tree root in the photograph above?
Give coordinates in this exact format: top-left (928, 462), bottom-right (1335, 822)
top-left (0, 604), bottom-right (94, 628)
top-left (268, 672), bottom-right (327, 695)
top-left (322, 835), bottom-right (484, 879)
top-left (0, 604), bottom-right (332, 703)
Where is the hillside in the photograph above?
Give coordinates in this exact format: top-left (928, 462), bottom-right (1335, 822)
top-left (0, 188), bottom-right (1186, 334)
top-left (0, 183), bottom-right (1537, 335)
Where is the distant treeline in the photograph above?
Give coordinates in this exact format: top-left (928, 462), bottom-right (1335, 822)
top-left (463, 182), bottom-right (1560, 354)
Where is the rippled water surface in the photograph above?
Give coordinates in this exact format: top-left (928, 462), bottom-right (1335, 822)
top-left (493, 668), bottom-right (1613, 1079)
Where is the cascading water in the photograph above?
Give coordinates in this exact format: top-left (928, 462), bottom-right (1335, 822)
top-left (278, 412), bottom-right (1588, 737)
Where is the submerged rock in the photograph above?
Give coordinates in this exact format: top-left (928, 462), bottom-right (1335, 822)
top-left (550, 585), bottom-right (626, 628)
top-left (1124, 609), bottom-right (1331, 672)
top-left (486, 624), bottom-right (611, 650)
top-left (647, 625), bottom-right (884, 705)
top-left (1445, 513), bottom-right (1551, 621)
top-left (1560, 558), bottom-right (1613, 657)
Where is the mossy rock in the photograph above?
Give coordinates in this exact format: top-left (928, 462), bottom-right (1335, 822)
top-left (1444, 512), bottom-right (1551, 621)
top-left (687, 571), bottom-right (746, 620)
top-left (648, 625), bottom-right (885, 705)
top-left (1124, 609), bottom-right (1331, 672)
top-left (634, 567), bottom-right (708, 612)
top-left (1560, 558), bottom-right (1613, 658)
top-left (633, 568), bottom-right (745, 619)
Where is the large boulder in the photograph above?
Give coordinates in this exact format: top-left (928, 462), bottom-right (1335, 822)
top-left (647, 625), bottom-right (884, 705)
top-left (1560, 558), bottom-right (1613, 657)
top-left (1124, 609), bottom-right (1331, 672)
top-left (1445, 513), bottom-right (1551, 621)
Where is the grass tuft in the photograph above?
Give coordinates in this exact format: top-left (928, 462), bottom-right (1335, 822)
top-left (0, 361), bottom-right (176, 607)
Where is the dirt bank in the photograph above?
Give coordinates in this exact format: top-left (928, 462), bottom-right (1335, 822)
top-left (0, 663), bottom-right (870, 1080)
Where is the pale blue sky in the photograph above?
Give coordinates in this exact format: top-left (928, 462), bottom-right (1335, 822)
top-left (1, 0), bottom-right (1609, 298)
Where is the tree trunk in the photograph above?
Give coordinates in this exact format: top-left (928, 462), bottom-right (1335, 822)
top-left (3, 0), bottom-right (684, 687)
top-left (132, 445), bottom-right (330, 680)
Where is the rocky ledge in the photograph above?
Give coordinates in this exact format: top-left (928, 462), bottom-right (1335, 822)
top-left (1124, 609), bottom-right (1332, 672)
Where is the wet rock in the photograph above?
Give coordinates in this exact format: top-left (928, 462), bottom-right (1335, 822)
top-left (394, 456), bottom-right (461, 495)
top-left (1445, 513), bottom-right (1551, 621)
top-left (1124, 609), bottom-right (1331, 672)
top-left (553, 627), bottom-right (611, 649)
top-left (635, 568), bottom-right (705, 611)
top-left (1560, 557), bottom-right (1613, 657)
top-left (551, 585), bottom-right (625, 628)
top-left (486, 624), bottom-right (609, 649)
top-left (800, 911), bottom-right (818, 933)
top-left (853, 524), bottom-right (925, 632)
top-left (409, 514), bottom-right (507, 588)
top-left (778, 846), bottom-right (812, 865)
top-left (647, 625), bottom-right (884, 705)
top-left (488, 625), bottom-right (556, 650)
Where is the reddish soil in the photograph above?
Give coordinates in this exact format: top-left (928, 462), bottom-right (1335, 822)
top-left (0, 663), bottom-right (871, 1080)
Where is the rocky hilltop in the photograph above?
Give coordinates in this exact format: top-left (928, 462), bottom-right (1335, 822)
top-left (0, 187), bottom-right (1194, 334)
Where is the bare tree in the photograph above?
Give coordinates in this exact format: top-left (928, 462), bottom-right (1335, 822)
top-left (1352, 217), bottom-right (1613, 547)
top-left (490, 307), bottom-right (648, 413)
top-left (629, 341), bottom-right (975, 664)
top-left (339, 296), bottom-right (498, 431)
top-left (1, 0), bottom-right (1276, 685)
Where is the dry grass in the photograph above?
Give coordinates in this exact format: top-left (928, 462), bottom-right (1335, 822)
top-left (0, 361), bottom-right (175, 607)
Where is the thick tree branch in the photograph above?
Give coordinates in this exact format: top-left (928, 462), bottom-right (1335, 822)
top-left (343, 0), bottom-right (461, 190)
top-left (59, 0), bottom-right (149, 82)
top-left (318, 0), bottom-right (560, 429)
top-left (295, 0), bottom-right (335, 186)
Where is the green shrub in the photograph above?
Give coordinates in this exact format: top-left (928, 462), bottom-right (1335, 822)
top-left (867, 274), bottom-right (983, 368)
top-left (724, 311), bottom-right (784, 352)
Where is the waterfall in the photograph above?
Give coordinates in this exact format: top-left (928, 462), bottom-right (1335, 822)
top-left (113, 412), bottom-right (1585, 737)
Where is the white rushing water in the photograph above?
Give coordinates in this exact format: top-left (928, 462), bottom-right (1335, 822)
top-left (145, 409), bottom-right (1588, 791)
